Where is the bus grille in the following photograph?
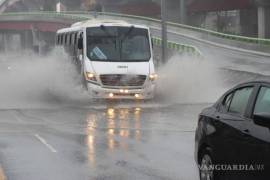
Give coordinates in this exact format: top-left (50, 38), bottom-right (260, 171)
top-left (100, 74), bottom-right (146, 87)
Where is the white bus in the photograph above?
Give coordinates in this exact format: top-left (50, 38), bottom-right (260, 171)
top-left (56, 19), bottom-right (157, 99)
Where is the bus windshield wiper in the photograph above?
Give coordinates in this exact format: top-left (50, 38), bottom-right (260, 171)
top-left (120, 26), bottom-right (134, 61)
top-left (100, 25), bottom-right (114, 37)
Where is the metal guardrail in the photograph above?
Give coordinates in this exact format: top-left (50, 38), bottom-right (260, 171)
top-left (0, 11), bottom-right (89, 21)
top-left (152, 37), bottom-right (201, 56)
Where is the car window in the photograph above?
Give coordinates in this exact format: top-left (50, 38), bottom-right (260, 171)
top-left (228, 87), bottom-right (254, 115)
top-left (254, 87), bottom-right (270, 114)
top-left (222, 93), bottom-right (233, 111)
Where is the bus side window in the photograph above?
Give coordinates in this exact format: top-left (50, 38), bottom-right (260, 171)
top-left (62, 34), bottom-right (64, 45)
top-left (74, 33), bottom-right (78, 45)
top-left (56, 35), bottom-right (59, 45)
top-left (66, 33), bottom-right (70, 46)
top-left (59, 34), bottom-right (61, 45)
top-left (58, 35), bottom-right (61, 45)
top-left (65, 34), bottom-right (68, 45)
top-left (78, 33), bottom-right (83, 50)
top-left (58, 34), bottom-right (61, 45)
top-left (70, 33), bottom-right (73, 45)
top-left (71, 33), bottom-right (75, 45)
top-left (61, 34), bottom-right (63, 45)
top-left (63, 34), bottom-right (65, 45)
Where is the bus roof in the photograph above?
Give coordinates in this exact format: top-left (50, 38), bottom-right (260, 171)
top-left (57, 19), bottom-right (149, 34)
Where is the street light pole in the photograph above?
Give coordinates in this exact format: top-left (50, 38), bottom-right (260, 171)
top-left (180, 0), bottom-right (186, 24)
top-left (161, 0), bottom-right (168, 64)
top-left (56, 0), bottom-right (61, 13)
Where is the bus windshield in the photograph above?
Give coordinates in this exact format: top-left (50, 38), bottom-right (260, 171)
top-left (86, 27), bottom-right (151, 62)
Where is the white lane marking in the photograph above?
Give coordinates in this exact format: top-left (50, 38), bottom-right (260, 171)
top-left (34, 134), bottom-right (57, 153)
top-left (12, 112), bottom-right (24, 123)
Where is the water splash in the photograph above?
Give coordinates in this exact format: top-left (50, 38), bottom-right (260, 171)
top-left (156, 54), bottom-right (226, 104)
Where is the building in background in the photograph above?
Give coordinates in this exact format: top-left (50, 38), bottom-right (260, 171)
top-left (92, 0), bottom-right (160, 18)
top-left (56, 1), bottom-right (67, 12)
top-left (187, 0), bottom-right (258, 36)
top-left (81, 0), bottom-right (95, 11)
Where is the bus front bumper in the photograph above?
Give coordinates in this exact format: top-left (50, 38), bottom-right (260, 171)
top-left (87, 83), bottom-right (156, 100)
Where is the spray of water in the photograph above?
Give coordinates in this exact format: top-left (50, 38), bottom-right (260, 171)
top-left (0, 48), bottom-right (236, 109)
top-left (156, 54), bottom-right (226, 104)
top-left (0, 48), bottom-right (90, 109)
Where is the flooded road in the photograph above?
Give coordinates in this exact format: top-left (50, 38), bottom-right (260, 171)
top-left (0, 103), bottom-right (204, 180)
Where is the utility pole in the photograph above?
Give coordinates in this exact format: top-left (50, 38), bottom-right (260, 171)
top-left (161, 0), bottom-right (168, 64)
top-left (180, 0), bottom-right (186, 24)
top-left (56, 0), bottom-right (61, 13)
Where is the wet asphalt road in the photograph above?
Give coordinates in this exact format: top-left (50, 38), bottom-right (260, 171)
top-left (0, 102), bottom-right (205, 180)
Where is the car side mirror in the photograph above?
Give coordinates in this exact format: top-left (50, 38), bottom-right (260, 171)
top-left (78, 38), bottom-right (83, 50)
top-left (253, 113), bottom-right (270, 128)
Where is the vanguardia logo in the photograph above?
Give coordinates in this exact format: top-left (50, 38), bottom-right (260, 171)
top-left (198, 164), bottom-right (265, 171)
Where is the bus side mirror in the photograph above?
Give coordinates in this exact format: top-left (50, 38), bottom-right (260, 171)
top-left (78, 38), bottom-right (83, 50)
top-left (79, 54), bottom-right (83, 61)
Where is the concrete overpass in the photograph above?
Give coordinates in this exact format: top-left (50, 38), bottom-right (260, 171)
top-left (0, 13), bottom-right (86, 53)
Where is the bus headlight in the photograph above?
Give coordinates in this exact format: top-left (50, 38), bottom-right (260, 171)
top-left (149, 74), bottom-right (158, 81)
top-left (85, 72), bottom-right (97, 82)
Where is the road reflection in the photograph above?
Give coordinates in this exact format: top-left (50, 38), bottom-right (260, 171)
top-left (0, 166), bottom-right (6, 180)
top-left (86, 106), bottom-right (142, 166)
top-left (86, 114), bottom-right (97, 165)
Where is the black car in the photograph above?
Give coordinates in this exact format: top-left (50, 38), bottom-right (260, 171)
top-left (195, 81), bottom-right (270, 180)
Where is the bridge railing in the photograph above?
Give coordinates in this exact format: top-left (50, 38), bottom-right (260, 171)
top-left (0, 11), bottom-right (89, 21)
